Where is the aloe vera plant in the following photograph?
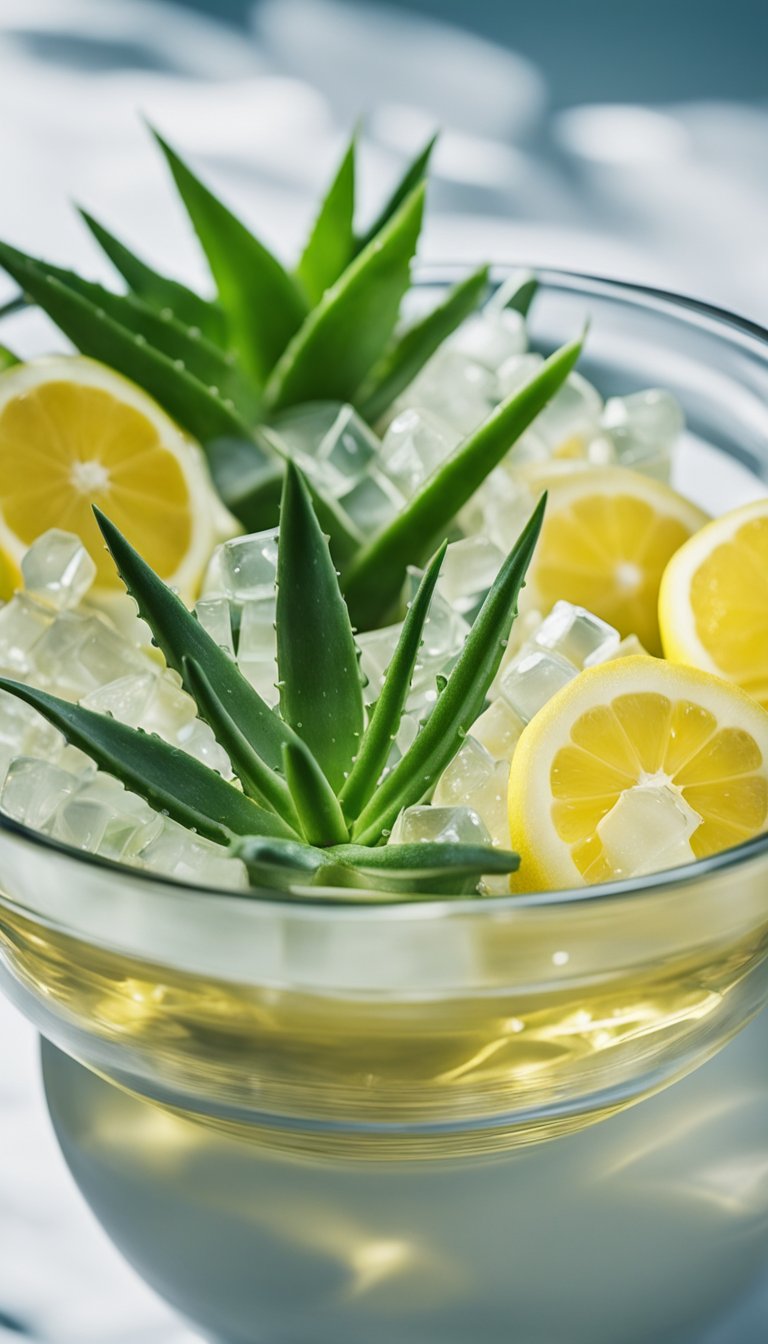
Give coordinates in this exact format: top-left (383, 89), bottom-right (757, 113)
top-left (0, 127), bottom-right (580, 630)
top-left (0, 468), bottom-right (544, 898)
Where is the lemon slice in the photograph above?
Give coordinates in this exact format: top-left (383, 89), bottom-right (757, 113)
top-left (516, 466), bottom-right (707, 655)
top-left (507, 655), bottom-right (768, 891)
top-left (659, 498), bottom-right (768, 708)
top-left (0, 356), bottom-right (222, 601)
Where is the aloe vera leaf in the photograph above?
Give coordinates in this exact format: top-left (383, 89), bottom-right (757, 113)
top-left (78, 208), bottom-right (226, 344)
top-left (0, 343), bottom-right (19, 370)
top-left (502, 271), bottom-right (538, 317)
top-left (2, 243), bottom-right (259, 416)
top-left (0, 243), bottom-right (264, 450)
top-left (354, 135), bottom-right (436, 254)
top-left (0, 680), bottom-right (292, 843)
top-left (276, 463), bottom-right (364, 791)
top-left (152, 131), bottom-right (308, 381)
top-left (339, 541), bottom-right (447, 821)
top-left (181, 656), bottom-right (300, 831)
top-left (265, 183), bottom-right (425, 412)
top-left (295, 134), bottom-right (356, 304)
top-left (351, 496), bottom-right (545, 845)
top-left (344, 336), bottom-right (581, 628)
top-left (95, 509), bottom-right (300, 773)
top-left (281, 740), bottom-right (349, 847)
top-left (357, 264), bottom-right (489, 422)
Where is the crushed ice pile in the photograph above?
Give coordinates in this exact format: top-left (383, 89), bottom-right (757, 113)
top-left (0, 290), bottom-right (686, 890)
top-left (0, 531), bottom-right (245, 890)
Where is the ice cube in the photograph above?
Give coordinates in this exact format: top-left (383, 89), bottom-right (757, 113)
top-left (438, 536), bottom-right (505, 616)
top-left (471, 471), bottom-right (537, 555)
top-left (419, 588), bottom-right (470, 664)
top-left (1, 757), bottom-right (81, 830)
top-left (405, 349), bottom-right (496, 435)
top-left (390, 803), bottom-right (491, 846)
top-left (499, 647), bottom-right (577, 724)
top-left (0, 688), bottom-right (64, 764)
top-left (358, 624), bottom-right (399, 699)
top-left (433, 735), bottom-right (511, 846)
top-left (236, 598), bottom-right (278, 703)
top-left (72, 776), bottom-right (163, 860)
top-left (602, 389), bottom-right (683, 480)
top-left (217, 529), bottom-right (279, 602)
top-left (0, 594), bottom-right (54, 673)
top-left (533, 601), bottom-right (621, 669)
top-left (195, 596), bottom-right (235, 659)
top-left (267, 403), bottom-right (379, 486)
top-left (450, 307), bottom-right (527, 372)
top-left (33, 611), bottom-right (148, 697)
top-left (137, 816), bottom-right (247, 890)
top-left (21, 529), bottom-right (96, 609)
top-left (81, 671), bottom-right (158, 728)
top-left (472, 696), bottom-right (526, 760)
top-left (337, 466), bottom-right (404, 533)
top-left (380, 406), bottom-right (459, 496)
top-left (139, 673), bottom-right (197, 738)
top-left (496, 352), bottom-right (544, 401)
top-left (176, 719), bottom-right (232, 778)
top-left (535, 372), bottom-right (603, 457)
top-left (597, 783), bottom-right (702, 877)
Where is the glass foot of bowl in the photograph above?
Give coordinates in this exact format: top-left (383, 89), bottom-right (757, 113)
top-left (42, 1009), bottom-right (768, 1344)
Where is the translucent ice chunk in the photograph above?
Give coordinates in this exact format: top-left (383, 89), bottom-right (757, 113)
top-left (337, 467), bottom-right (404, 533)
top-left (1, 757), bottom-right (80, 830)
top-left (472, 696), bottom-right (525, 761)
top-left (0, 689), bottom-right (65, 778)
top-left (267, 403), bottom-right (379, 487)
top-left (0, 594), bottom-right (54, 673)
top-left (194, 596), bottom-right (235, 659)
top-left (32, 611), bottom-right (149, 697)
top-left (21, 529), bottom-right (96, 609)
top-left (438, 536), bottom-right (505, 616)
top-left (236, 598), bottom-right (278, 704)
top-left (495, 352), bottom-right (544, 401)
top-left (405, 349), bottom-right (496, 435)
top-left (390, 803), bottom-right (491, 847)
top-left (176, 719), bottom-right (232, 778)
top-left (217, 529), bottom-right (279, 602)
top-left (82, 671), bottom-right (158, 728)
top-left (139, 673), bottom-right (197, 738)
top-left (470, 470), bottom-right (536, 554)
top-left (137, 816), bottom-right (247, 890)
top-left (602, 389), bottom-right (683, 480)
top-left (433, 736), bottom-right (511, 846)
top-left (69, 776), bottom-right (162, 860)
top-left (597, 783), bottom-right (702, 877)
top-left (419, 588), bottom-right (470, 664)
top-left (357, 624), bottom-right (399, 699)
top-left (533, 601), bottom-right (620, 669)
top-left (380, 406), bottom-right (459, 496)
top-left (499, 647), bottom-right (577, 723)
top-left (450, 307), bottom-right (527, 372)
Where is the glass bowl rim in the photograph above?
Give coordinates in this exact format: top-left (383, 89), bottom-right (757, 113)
top-left (1, 262), bottom-right (768, 919)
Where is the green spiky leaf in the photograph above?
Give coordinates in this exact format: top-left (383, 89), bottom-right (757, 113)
top-left (344, 335), bottom-right (582, 627)
top-left (354, 135), bottom-right (436, 254)
top-left (0, 244), bottom-right (259, 418)
top-left (78, 208), bottom-right (227, 345)
top-left (0, 243), bottom-right (263, 449)
top-left (281, 739), bottom-right (349, 846)
top-left (276, 463), bottom-right (364, 790)
top-left (95, 508), bottom-right (300, 773)
top-left (0, 679), bottom-right (291, 843)
top-left (181, 655), bottom-right (299, 830)
top-left (358, 264), bottom-right (490, 422)
top-left (153, 131), bottom-right (308, 381)
top-left (351, 495), bottom-right (546, 845)
top-left (0, 342), bottom-right (19, 371)
top-left (265, 183), bottom-right (425, 411)
top-left (296, 135), bottom-right (356, 304)
top-left (339, 540), bottom-right (447, 821)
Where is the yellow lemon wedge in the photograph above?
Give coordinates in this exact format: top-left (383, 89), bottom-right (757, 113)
top-left (659, 498), bottom-right (768, 708)
top-left (0, 356), bottom-right (224, 602)
top-left (507, 655), bottom-right (768, 891)
top-left (516, 466), bottom-right (707, 655)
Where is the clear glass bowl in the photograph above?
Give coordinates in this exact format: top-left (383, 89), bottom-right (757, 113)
top-left (1, 270), bottom-right (768, 1344)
